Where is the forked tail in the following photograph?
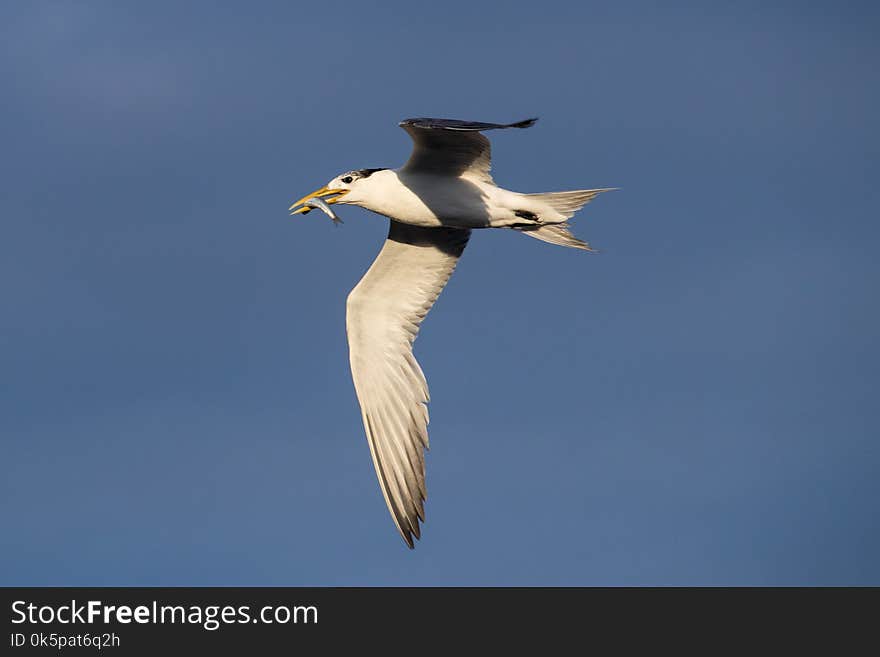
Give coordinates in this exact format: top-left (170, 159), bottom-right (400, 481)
top-left (515, 187), bottom-right (615, 250)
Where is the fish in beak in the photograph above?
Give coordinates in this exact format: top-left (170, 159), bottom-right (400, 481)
top-left (288, 186), bottom-right (348, 215)
top-left (299, 197), bottom-right (343, 225)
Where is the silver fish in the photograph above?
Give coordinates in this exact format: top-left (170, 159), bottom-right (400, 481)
top-left (300, 197), bottom-right (343, 225)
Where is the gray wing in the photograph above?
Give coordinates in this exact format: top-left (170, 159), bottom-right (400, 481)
top-left (346, 220), bottom-right (470, 548)
top-left (399, 117), bottom-right (537, 182)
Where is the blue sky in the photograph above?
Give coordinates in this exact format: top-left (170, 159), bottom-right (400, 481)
top-left (1, 1), bottom-right (878, 585)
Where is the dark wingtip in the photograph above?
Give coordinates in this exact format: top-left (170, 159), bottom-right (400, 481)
top-left (511, 117), bottom-right (538, 128)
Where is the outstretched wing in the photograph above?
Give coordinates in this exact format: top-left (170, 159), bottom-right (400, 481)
top-left (399, 117), bottom-right (537, 182)
top-left (346, 220), bottom-right (470, 548)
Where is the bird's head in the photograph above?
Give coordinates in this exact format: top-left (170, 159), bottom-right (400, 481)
top-left (289, 168), bottom-right (388, 215)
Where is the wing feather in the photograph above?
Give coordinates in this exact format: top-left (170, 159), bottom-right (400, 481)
top-left (399, 117), bottom-right (537, 182)
top-left (346, 220), bottom-right (470, 547)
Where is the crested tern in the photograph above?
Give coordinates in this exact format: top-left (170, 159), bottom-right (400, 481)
top-left (289, 117), bottom-right (614, 548)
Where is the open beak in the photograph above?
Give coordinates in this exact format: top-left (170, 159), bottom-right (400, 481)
top-left (288, 186), bottom-right (349, 215)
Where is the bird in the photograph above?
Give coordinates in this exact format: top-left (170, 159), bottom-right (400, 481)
top-left (289, 117), bottom-right (614, 548)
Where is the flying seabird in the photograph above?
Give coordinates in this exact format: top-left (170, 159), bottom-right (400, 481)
top-left (289, 117), bottom-right (614, 548)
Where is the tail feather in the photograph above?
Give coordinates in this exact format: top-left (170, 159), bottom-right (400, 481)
top-left (513, 187), bottom-right (614, 251)
top-left (516, 223), bottom-right (596, 251)
top-left (524, 188), bottom-right (616, 219)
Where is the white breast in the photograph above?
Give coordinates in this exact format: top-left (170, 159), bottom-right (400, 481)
top-left (355, 170), bottom-right (496, 228)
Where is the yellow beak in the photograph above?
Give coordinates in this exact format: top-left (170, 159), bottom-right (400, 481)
top-left (288, 186), bottom-right (348, 215)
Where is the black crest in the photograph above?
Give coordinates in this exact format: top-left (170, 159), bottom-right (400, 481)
top-left (354, 168), bottom-right (387, 178)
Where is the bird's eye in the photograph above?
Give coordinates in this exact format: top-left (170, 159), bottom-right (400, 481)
top-left (341, 176), bottom-right (353, 184)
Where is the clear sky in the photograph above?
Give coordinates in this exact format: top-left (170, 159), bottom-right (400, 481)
top-left (2, 1), bottom-right (878, 585)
